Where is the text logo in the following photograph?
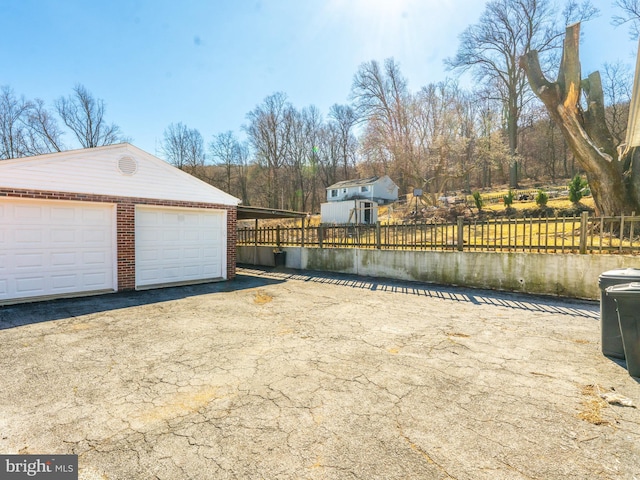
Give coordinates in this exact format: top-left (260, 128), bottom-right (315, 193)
top-left (0, 455), bottom-right (77, 479)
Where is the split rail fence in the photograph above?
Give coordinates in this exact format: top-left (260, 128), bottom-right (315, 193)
top-left (237, 212), bottom-right (640, 255)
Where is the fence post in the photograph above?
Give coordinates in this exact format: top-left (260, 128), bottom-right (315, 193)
top-left (579, 211), bottom-right (589, 254)
top-left (376, 221), bottom-right (381, 249)
top-left (301, 217), bottom-right (305, 248)
top-left (318, 225), bottom-right (324, 249)
top-left (276, 225), bottom-right (281, 249)
top-left (457, 216), bottom-right (464, 251)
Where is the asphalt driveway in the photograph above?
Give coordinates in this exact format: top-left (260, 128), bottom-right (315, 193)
top-left (0, 267), bottom-right (639, 479)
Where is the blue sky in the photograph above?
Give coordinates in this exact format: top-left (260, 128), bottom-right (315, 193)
top-left (0, 0), bottom-right (635, 157)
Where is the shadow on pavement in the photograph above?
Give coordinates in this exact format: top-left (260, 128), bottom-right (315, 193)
top-left (0, 274), bottom-right (284, 330)
top-left (239, 265), bottom-right (600, 320)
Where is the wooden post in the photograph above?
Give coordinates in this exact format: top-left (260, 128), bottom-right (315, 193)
top-left (620, 213), bottom-right (625, 253)
top-left (254, 219), bottom-right (258, 264)
top-left (579, 211), bottom-right (589, 254)
top-left (300, 217), bottom-right (305, 248)
top-left (457, 216), bottom-right (464, 251)
top-left (376, 221), bottom-right (381, 249)
top-left (318, 225), bottom-right (324, 249)
top-left (276, 225), bottom-right (281, 249)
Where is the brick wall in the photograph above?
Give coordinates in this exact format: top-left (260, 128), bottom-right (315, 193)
top-left (0, 188), bottom-right (237, 290)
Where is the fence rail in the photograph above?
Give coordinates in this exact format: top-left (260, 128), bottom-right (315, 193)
top-left (237, 213), bottom-right (640, 255)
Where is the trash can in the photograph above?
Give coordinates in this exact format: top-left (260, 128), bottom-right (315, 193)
top-left (605, 282), bottom-right (640, 378)
top-left (599, 268), bottom-right (640, 358)
top-left (273, 250), bottom-right (286, 267)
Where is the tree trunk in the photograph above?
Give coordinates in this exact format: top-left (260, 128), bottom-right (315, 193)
top-left (519, 23), bottom-right (638, 216)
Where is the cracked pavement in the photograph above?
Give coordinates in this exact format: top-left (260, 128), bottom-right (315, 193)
top-left (1, 267), bottom-right (639, 479)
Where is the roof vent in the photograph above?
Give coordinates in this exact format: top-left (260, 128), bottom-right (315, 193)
top-left (117, 156), bottom-right (138, 176)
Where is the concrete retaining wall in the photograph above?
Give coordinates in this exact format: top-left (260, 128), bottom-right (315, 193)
top-left (237, 246), bottom-right (640, 300)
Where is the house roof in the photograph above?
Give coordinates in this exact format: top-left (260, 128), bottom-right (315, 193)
top-left (326, 176), bottom-right (380, 190)
top-left (0, 143), bottom-right (240, 206)
top-left (237, 206), bottom-right (307, 220)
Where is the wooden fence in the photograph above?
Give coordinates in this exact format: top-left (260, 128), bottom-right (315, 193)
top-left (237, 212), bottom-right (640, 255)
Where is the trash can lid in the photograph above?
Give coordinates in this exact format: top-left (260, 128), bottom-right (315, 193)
top-left (599, 268), bottom-right (640, 280)
top-left (606, 282), bottom-right (640, 296)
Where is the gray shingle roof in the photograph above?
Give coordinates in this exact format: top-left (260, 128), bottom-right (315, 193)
top-left (326, 176), bottom-right (380, 189)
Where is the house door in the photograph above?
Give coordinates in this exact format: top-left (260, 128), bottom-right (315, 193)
top-left (363, 202), bottom-right (372, 224)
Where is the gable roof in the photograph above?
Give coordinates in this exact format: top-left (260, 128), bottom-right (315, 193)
top-left (326, 176), bottom-right (381, 190)
top-left (0, 143), bottom-right (239, 206)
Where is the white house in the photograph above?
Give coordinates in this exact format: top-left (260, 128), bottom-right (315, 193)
top-left (0, 143), bottom-right (240, 304)
top-left (326, 175), bottom-right (399, 205)
top-left (321, 176), bottom-right (398, 225)
top-left (320, 199), bottom-right (378, 225)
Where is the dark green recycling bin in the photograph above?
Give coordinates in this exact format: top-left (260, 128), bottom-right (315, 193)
top-left (599, 268), bottom-right (640, 359)
top-left (605, 282), bottom-right (640, 378)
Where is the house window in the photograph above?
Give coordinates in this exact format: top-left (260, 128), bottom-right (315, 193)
top-left (361, 186), bottom-right (369, 192)
top-left (331, 189), bottom-right (338, 197)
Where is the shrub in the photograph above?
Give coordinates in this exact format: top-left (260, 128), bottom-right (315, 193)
top-left (535, 189), bottom-right (549, 207)
top-left (568, 174), bottom-right (588, 204)
top-left (472, 191), bottom-right (483, 211)
top-left (503, 189), bottom-right (515, 208)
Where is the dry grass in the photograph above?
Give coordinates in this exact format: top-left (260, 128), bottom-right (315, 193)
top-left (253, 290), bottom-right (273, 304)
top-left (577, 384), bottom-right (613, 426)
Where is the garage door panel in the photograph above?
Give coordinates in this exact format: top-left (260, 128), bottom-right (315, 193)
top-left (15, 252), bottom-right (43, 268)
top-left (136, 210), bottom-right (158, 226)
top-left (137, 248), bottom-right (159, 262)
top-left (52, 274), bottom-right (77, 289)
top-left (82, 208), bottom-right (110, 224)
top-left (136, 207), bottom-right (224, 288)
top-left (83, 228), bottom-right (110, 244)
top-left (51, 228), bottom-right (76, 244)
top-left (83, 251), bottom-right (108, 265)
top-left (52, 252), bottom-right (77, 266)
top-left (183, 248), bottom-right (201, 259)
top-left (0, 199), bottom-right (115, 302)
top-left (201, 264), bottom-right (220, 276)
top-left (51, 207), bottom-right (76, 222)
top-left (83, 271), bottom-right (110, 288)
top-left (183, 230), bottom-right (200, 242)
top-left (15, 205), bottom-right (43, 221)
top-left (15, 229), bottom-right (43, 244)
top-left (15, 277), bottom-right (46, 295)
top-left (163, 230), bottom-right (181, 242)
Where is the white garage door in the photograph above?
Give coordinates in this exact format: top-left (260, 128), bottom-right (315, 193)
top-left (135, 206), bottom-right (225, 288)
top-left (0, 198), bottom-right (116, 303)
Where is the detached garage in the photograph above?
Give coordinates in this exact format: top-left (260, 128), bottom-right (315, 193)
top-left (0, 143), bottom-right (239, 304)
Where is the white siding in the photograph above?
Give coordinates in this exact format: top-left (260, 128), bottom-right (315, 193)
top-left (320, 200), bottom-right (378, 224)
top-left (0, 144), bottom-right (239, 206)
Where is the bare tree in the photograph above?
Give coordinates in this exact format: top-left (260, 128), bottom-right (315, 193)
top-left (244, 92), bottom-right (293, 208)
top-left (602, 61), bottom-right (632, 146)
top-left (24, 98), bottom-right (65, 155)
top-left (446, 0), bottom-right (597, 187)
top-left (55, 84), bottom-right (124, 148)
top-left (161, 122), bottom-right (206, 177)
top-left (520, 22), bottom-right (636, 215)
top-left (0, 86), bottom-right (30, 159)
top-left (328, 104), bottom-right (359, 179)
top-left (351, 58), bottom-right (416, 192)
top-left (613, 0), bottom-right (640, 38)
top-left (210, 131), bottom-right (238, 192)
top-left (0, 86), bottom-right (66, 159)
